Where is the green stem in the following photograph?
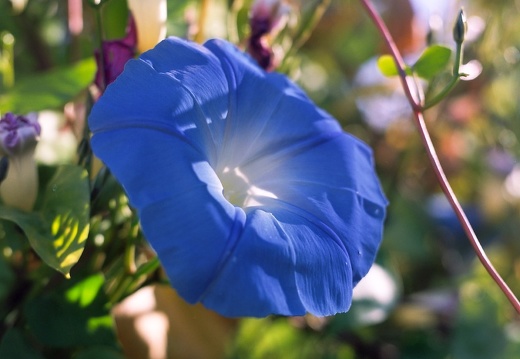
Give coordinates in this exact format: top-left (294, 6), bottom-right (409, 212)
top-left (226, 0), bottom-right (242, 45)
top-left (423, 41), bottom-right (464, 110)
top-left (108, 274), bottom-right (133, 305)
top-left (95, 4), bottom-right (107, 91)
top-left (280, 0), bottom-right (330, 71)
top-left (133, 256), bottom-right (160, 278)
top-left (123, 241), bottom-right (136, 274)
top-left (108, 256), bottom-right (160, 305)
top-left (292, 0), bottom-right (330, 51)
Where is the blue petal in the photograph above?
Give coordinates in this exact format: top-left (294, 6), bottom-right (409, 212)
top-left (90, 37), bottom-right (229, 166)
top-left (203, 39), bottom-right (342, 170)
top-left (239, 133), bottom-right (387, 284)
top-left (204, 39), bottom-right (387, 284)
top-left (202, 206), bottom-right (353, 317)
top-left (91, 128), bottom-right (241, 301)
top-left (89, 37), bottom-right (388, 317)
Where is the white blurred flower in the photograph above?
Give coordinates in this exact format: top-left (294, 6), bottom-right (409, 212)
top-left (127, 0), bottom-right (167, 53)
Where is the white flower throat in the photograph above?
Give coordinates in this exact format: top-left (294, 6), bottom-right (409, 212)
top-left (219, 166), bottom-right (277, 208)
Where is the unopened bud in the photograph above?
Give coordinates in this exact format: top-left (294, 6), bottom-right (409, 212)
top-left (94, 14), bottom-right (137, 92)
top-left (0, 113), bottom-right (40, 211)
top-left (0, 113), bottom-right (40, 156)
top-left (250, 0), bottom-right (289, 36)
top-left (453, 9), bottom-right (467, 44)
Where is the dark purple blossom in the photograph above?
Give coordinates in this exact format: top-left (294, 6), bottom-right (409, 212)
top-left (94, 13), bottom-right (137, 92)
top-left (248, 0), bottom-right (288, 71)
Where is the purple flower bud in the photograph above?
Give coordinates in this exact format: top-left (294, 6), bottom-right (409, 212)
top-left (248, 0), bottom-right (289, 71)
top-left (94, 13), bottom-right (138, 92)
top-left (0, 112), bottom-right (41, 156)
top-left (0, 112), bottom-right (40, 211)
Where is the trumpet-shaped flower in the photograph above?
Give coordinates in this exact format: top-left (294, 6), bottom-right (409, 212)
top-left (89, 37), bottom-right (388, 317)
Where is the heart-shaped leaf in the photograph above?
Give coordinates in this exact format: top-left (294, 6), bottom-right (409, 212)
top-left (413, 45), bottom-right (452, 79)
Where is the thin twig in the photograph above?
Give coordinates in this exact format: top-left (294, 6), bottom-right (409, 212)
top-left (359, 0), bottom-right (520, 314)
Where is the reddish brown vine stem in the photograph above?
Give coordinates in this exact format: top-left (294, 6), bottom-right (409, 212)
top-left (359, 0), bottom-right (520, 314)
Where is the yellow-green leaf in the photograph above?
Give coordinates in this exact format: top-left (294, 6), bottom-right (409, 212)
top-left (377, 55), bottom-right (399, 77)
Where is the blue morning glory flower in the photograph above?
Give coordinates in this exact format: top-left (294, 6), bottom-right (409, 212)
top-left (88, 37), bottom-right (388, 317)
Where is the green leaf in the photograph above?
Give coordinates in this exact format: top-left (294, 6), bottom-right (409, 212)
top-left (412, 45), bottom-right (452, 79)
top-left (74, 347), bottom-right (126, 359)
top-left (377, 55), bottom-right (413, 77)
top-left (0, 329), bottom-right (45, 359)
top-left (24, 273), bottom-right (119, 348)
top-left (0, 165), bottom-right (90, 276)
top-left (38, 165), bottom-right (91, 275)
top-left (377, 55), bottom-right (399, 77)
top-left (65, 273), bottom-right (105, 308)
top-left (0, 58), bottom-right (95, 113)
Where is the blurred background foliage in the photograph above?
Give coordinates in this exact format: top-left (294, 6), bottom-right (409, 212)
top-left (1, 0), bottom-right (520, 358)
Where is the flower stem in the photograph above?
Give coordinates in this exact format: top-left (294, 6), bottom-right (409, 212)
top-left (195, 0), bottom-right (210, 43)
top-left (359, 0), bottom-right (520, 315)
top-left (281, 0), bottom-right (330, 72)
top-left (226, 0), bottom-right (242, 45)
top-left (94, 4), bottom-right (107, 91)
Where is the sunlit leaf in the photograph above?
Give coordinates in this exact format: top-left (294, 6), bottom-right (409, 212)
top-left (0, 58), bottom-right (95, 113)
top-left (24, 273), bottom-right (118, 348)
top-left (38, 165), bottom-right (90, 276)
top-left (0, 165), bottom-right (90, 276)
top-left (66, 273), bottom-right (105, 308)
top-left (413, 45), bottom-right (452, 79)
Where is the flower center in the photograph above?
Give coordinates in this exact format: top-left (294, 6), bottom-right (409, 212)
top-left (219, 166), bottom-right (277, 208)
